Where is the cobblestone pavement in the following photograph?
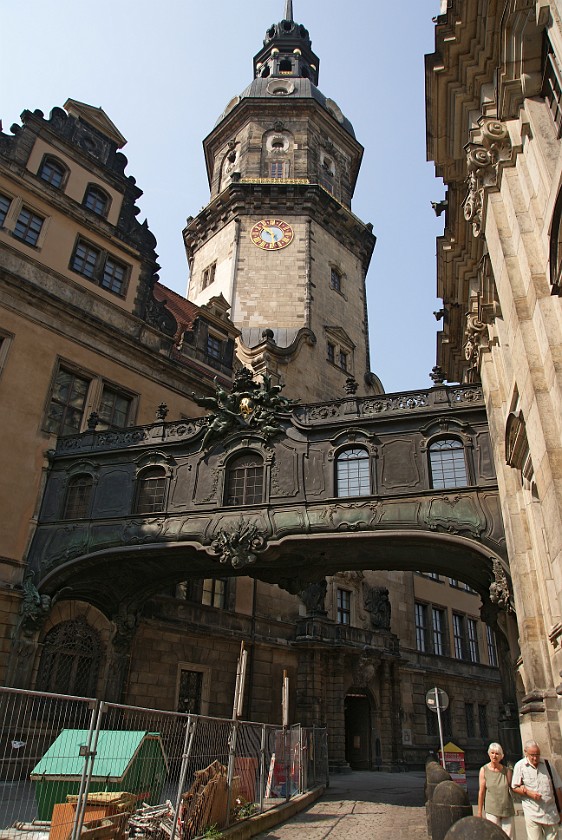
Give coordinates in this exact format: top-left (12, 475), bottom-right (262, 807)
top-left (256, 771), bottom-right (431, 840)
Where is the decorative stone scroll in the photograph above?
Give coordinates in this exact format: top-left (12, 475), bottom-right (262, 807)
top-left (463, 312), bottom-right (488, 384)
top-left (464, 118), bottom-right (512, 237)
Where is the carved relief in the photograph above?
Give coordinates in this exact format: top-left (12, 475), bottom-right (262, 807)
top-left (212, 517), bottom-right (267, 569)
top-left (463, 312), bottom-right (488, 384)
top-left (351, 652), bottom-right (379, 688)
top-left (489, 558), bottom-right (514, 613)
top-left (464, 118), bottom-right (512, 238)
top-left (298, 579), bottom-right (327, 615)
top-left (364, 585), bottom-right (391, 631)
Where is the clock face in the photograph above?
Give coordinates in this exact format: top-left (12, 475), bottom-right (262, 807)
top-left (250, 218), bottom-right (294, 250)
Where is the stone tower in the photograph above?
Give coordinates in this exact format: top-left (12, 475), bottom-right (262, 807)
top-left (184, 1), bottom-right (383, 401)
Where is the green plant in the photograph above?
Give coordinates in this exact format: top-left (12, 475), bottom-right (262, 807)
top-left (235, 801), bottom-right (258, 819)
top-left (201, 825), bottom-right (222, 840)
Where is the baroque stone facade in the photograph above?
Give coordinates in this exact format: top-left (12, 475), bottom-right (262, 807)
top-left (427, 0), bottom-right (562, 768)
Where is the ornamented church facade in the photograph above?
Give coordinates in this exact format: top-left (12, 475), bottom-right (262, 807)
top-left (0, 1), bottom-right (541, 770)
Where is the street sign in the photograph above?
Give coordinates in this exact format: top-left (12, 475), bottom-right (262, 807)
top-left (426, 687), bottom-right (449, 712)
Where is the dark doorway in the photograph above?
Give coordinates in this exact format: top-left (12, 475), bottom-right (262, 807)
top-left (345, 691), bottom-right (373, 770)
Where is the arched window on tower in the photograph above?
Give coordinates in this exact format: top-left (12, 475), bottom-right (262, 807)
top-left (225, 453), bottom-right (264, 505)
top-left (336, 447), bottom-right (370, 497)
top-left (36, 618), bottom-right (102, 697)
top-left (135, 466), bottom-right (167, 514)
top-left (83, 184), bottom-right (110, 217)
top-left (428, 439), bottom-right (468, 489)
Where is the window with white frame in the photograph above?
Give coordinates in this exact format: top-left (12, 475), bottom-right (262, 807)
top-left (467, 618), bottom-right (480, 663)
top-left (336, 447), bottom-right (370, 497)
top-left (432, 607), bottom-right (446, 656)
top-left (453, 613), bottom-right (466, 660)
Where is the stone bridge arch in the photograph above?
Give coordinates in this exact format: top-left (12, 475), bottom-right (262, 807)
top-left (12, 382), bottom-right (520, 766)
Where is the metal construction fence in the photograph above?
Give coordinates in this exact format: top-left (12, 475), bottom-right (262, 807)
top-left (0, 687), bottom-right (328, 840)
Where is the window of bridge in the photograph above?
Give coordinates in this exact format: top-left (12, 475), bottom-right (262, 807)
top-left (428, 438), bottom-right (468, 489)
top-left (63, 474), bottom-right (93, 519)
top-left (36, 618), bottom-right (102, 697)
top-left (336, 447), bottom-right (370, 497)
top-left (225, 452), bottom-right (264, 506)
top-left (135, 466), bottom-right (167, 514)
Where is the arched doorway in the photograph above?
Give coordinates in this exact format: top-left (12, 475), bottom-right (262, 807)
top-left (345, 689), bottom-right (377, 770)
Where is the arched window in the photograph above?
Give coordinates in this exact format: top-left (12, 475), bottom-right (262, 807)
top-left (336, 447), bottom-right (370, 497)
top-left (38, 156), bottom-right (67, 189)
top-left (429, 439), bottom-right (468, 488)
top-left (36, 618), bottom-right (102, 697)
top-left (135, 466), bottom-right (167, 514)
top-left (83, 184), bottom-right (110, 217)
top-left (225, 453), bottom-right (264, 505)
top-left (63, 474), bottom-right (93, 519)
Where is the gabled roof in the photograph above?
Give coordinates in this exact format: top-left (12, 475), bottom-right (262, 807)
top-left (153, 282), bottom-right (199, 334)
top-left (64, 99), bottom-right (127, 148)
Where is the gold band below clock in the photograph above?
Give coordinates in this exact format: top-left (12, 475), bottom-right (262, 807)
top-left (251, 218), bottom-right (294, 250)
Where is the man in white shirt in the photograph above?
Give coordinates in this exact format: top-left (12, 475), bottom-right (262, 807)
top-left (512, 741), bottom-right (562, 840)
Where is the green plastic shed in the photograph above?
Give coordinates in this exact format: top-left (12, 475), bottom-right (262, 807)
top-left (30, 730), bottom-right (168, 820)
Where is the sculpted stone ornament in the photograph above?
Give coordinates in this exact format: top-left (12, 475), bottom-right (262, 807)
top-left (193, 368), bottom-right (297, 449)
top-left (18, 572), bottom-right (52, 637)
top-left (212, 518), bottom-right (267, 569)
top-left (464, 118), bottom-right (512, 237)
top-left (364, 585), bottom-right (391, 630)
top-left (298, 579), bottom-right (328, 615)
top-left (489, 558), bottom-right (514, 613)
top-left (463, 313), bottom-right (488, 384)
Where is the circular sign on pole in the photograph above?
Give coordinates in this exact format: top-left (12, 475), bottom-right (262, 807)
top-left (426, 687), bottom-right (449, 712)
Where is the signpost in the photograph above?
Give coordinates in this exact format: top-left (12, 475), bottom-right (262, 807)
top-left (425, 687), bottom-right (449, 770)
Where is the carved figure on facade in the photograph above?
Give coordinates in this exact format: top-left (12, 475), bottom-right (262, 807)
top-left (464, 118), bottom-right (512, 238)
top-left (298, 579), bottom-right (328, 615)
top-left (193, 368), bottom-right (296, 448)
top-left (212, 518), bottom-right (267, 569)
top-left (489, 558), bottom-right (514, 613)
top-left (351, 652), bottom-right (378, 688)
top-left (18, 572), bottom-right (52, 638)
top-left (463, 312), bottom-right (488, 384)
top-left (364, 585), bottom-right (392, 630)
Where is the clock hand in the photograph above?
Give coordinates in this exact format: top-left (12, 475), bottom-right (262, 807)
top-left (263, 226), bottom-right (275, 242)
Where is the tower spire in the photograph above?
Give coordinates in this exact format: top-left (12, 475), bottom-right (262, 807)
top-left (284, 0), bottom-right (293, 21)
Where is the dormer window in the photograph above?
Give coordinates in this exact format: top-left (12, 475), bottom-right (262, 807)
top-left (39, 156), bottom-right (67, 189)
top-left (83, 184), bottom-right (110, 217)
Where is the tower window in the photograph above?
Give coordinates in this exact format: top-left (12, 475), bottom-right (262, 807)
top-left (206, 334), bottom-right (222, 362)
top-left (339, 351), bottom-right (348, 371)
top-left (330, 267), bottom-right (342, 293)
top-left (336, 447), bottom-right (370, 497)
top-left (429, 438), bottom-right (468, 488)
top-left (327, 342), bottom-right (335, 363)
top-left (542, 35), bottom-right (562, 138)
top-left (202, 262), bottom-right (216, 289)
top-left (39, 156), bottom-right (67, 189)
top-left (279, 58), bottom-right (293, 73)
top-left (270, 161), bottom-right (286, 178)
top-left (225, 453), bottom-right (264, 505)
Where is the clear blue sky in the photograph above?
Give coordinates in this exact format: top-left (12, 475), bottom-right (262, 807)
top-left (2, 0), bottom-right (444, 394)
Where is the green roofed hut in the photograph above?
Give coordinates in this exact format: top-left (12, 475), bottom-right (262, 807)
top-left (30, 730), bottom-right (168, 820)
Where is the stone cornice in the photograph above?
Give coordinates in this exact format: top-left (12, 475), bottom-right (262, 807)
top-left (183, 181), bottom-right (376, 272)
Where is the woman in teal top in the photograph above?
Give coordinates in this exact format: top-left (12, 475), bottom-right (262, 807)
top-left (478, 742), bottom-right (515, 838)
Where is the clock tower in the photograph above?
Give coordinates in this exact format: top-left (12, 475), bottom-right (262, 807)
top-left (184, 1), bottom-right (382, 401)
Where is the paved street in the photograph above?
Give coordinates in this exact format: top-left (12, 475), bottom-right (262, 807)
top-left (256, 771), bottom-right (430, 840)
top-left (255, 770), bottom-right (530, 840)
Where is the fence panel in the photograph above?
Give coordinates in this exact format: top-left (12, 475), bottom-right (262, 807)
top-left (0, 688), bottom-right (327, 840)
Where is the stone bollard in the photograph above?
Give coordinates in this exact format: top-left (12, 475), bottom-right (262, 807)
top-left (444, 816), bottom-right (508, 840)
top-left (425, 761), bottom-right (452, 837)
top-left (430, 780), bottom-right (473, 840)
